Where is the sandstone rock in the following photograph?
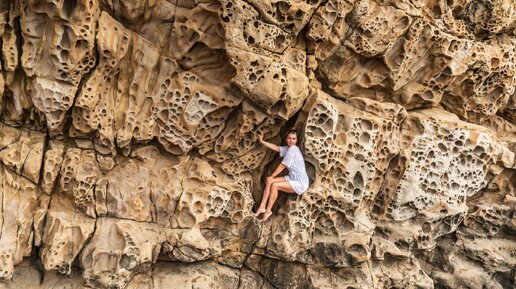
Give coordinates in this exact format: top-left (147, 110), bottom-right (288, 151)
top-left (41, 141), bottom-right (65, 194)
top-left (148, 261), bottom-right (240, 289)
top-left (219, 0), bottom-right (294, 54)
top-left (0, 124), bottom-right (45, 183)
top-left (17, 0), bottom-right (99, 132)
top-left (317, 12), bottom-right (516, 120)
top-left (0, 260), bottom-right (86, 289)
top-left (40, 193), bottom-right (96, 275)
top-left (59, 148), bottom-right (100, 217)
top-left (462, 0), bottom-right (516, 37)
top-left (371, 236), bottom-right (433, 288)
top-left (0, 166), bottom-right (38, 279)
top-left (373, 108), bottom-right (513, 250)
top-left (0, 0), bottom-right (515, 288)
top-left (0, 125), bottom-right (44, 279)
top-left (260, 90), bottom-right (405, 265)
top-left (441, 36), bottom-right (516, 123)
top-left (72, 11), bottom-right (241, 155)
top-left (80, 217), bottom-right (165, 289)
top-left (424, 168), bottom-right (516, 288)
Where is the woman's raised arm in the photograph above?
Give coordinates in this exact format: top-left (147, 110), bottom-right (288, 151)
top-left (259, 135), bottom-right (280, 152)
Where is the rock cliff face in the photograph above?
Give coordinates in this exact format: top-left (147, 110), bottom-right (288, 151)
top-left (0, 0), bottom-right (514, 288)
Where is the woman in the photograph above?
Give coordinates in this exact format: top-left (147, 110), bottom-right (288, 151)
top-left (254, 129), bottom-right (309, 222)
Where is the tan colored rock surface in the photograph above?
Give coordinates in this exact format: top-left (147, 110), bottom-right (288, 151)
top-left (14, 0), bottom-right (99, 133)
top-left (0, 125), bottom-right (44, 279)
top-left (80, 217), bottom-right (165, 288)
top-left (40, 193), bottom-right (95, 275)
top-left (0, 0), bottom-right (515, 288)
top-left (258, 91), bottom-right (405, 266)
top-left (0, 166), bottom-right (38, 280)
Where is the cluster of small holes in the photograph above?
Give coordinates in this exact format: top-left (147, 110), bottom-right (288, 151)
top-left (305, 99), bottom-right (393, 206)
top-left (269, 196), bottom-right (313, 253)
top-left (184, 91), bottom-right (219, 126)
top-left (31, 4), bottom-right (96, 85)
top-left (209, 103), bottom-right (278, 162)
top-left (220, 0), bottom-right (293, 52)
top-left (462, 1), bottom-right (514, 37)
top-left (44, 237), bottom-right (74, 275)
top-left (311, 199), bottom-right (355, 240)
top-left (31, 79), bottom-right (75, 131)
top-left (382, 18), bottom-right (433, 89)
top-left (178, 173), bottom-right (252, 227)
top-left (464, 205), bottom-right (510, 237)
top-left (335, 118), bottom-right (379, 203)
top-left (304, 102), bottom-right (339, 171)
top-left (120, 232), bottom-right (141, 270)
top-left (415, 212), bottom-right (466, 249)
top-left (20, 0), bottom-right (99, 132)
top-left (206, 189), bottom-right (246, 223)
top-left (443, 43), bottom-right (515, 120)
top-left (345, 5), bottom-right (411, 57)
top-left (265, 65), bottom-right (292, 118)
top-left (154, 72), bottom-right (200, 154)
top-left (3, 28), bottom-right (18, 71)
top-left (0, 251), bottom-right (13, 278)
top-left (260, 0), bottom-right (320, 32)
top-left (42, 144), bottom-right (64, 194)
top-left (221, 149), bottom-right (266, 175)
top-left (59, 149), bottom-right (98, 217)
top-left (195, 108), bottom-right (232, 155)
top-left (307, 0), bottom-right (353, 43)
top-left (386, 120), bottom-right (494, 221)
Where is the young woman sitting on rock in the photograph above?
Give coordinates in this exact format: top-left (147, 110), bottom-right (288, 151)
top-left (254, 129), bottom-right (309, 222)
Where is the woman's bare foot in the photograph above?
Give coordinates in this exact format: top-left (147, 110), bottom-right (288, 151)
top-left (260, 211), bottom-right (273, 222)
top-left (254, 207), bottom-right (266, 217)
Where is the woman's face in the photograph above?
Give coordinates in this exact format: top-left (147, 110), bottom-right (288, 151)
top-left (286, 133), bottom-right (298, 147)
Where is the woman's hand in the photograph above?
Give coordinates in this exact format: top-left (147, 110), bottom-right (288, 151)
top-left (266, 175), bottom-right (273, 184)
top-left (258, 135), bottom-right (280, 153)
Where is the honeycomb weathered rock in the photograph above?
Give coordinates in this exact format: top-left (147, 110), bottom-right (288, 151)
top-left (0, 0), bottom-right (514, 288)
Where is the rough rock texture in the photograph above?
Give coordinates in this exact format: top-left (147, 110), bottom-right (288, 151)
top-left (0, 0), bottom-right (515, 288)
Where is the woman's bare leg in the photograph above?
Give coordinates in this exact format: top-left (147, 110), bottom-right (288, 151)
top-left (255, 177), bottom-right (285, 217)
top-left (261, 181), bottom-right (296, 222)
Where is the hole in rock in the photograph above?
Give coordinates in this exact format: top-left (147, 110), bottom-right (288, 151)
top-left (64, 0), bottom-right (78, 18)
top-left (353, 172), bottom-right (363, 189)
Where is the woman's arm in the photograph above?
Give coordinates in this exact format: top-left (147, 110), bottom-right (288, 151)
top-left (269, 163), bottom-right (286, 179)
top-left (259, 135), bottom-right (280, 152)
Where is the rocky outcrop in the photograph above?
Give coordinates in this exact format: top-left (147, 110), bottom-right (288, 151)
top-left (0, 0), bottom-right (514, 288)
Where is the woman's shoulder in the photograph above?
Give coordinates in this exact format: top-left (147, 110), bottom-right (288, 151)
top-left (288, 145), bottom-right (302, 153)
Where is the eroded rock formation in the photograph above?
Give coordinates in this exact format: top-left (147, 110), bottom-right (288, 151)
top-left (0, 0), bottom-right (514, 288)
